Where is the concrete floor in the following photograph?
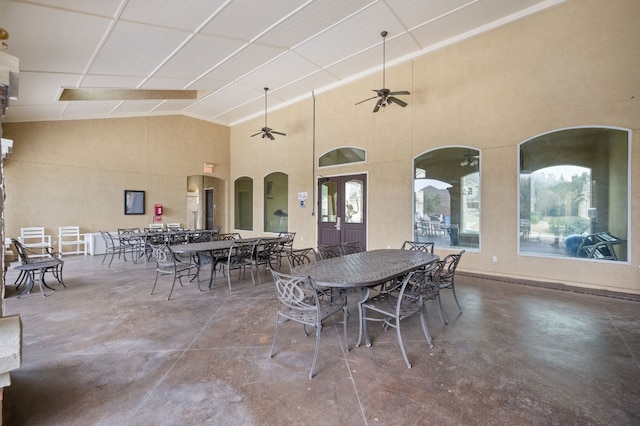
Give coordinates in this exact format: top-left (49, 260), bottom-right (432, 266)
top-left (2, 253), bottom-right (640, 425)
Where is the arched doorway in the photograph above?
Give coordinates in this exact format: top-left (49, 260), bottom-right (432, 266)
top-left (187, 175), bottom-right (226, 230)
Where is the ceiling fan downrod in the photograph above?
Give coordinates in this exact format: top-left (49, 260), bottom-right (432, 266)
top-left (264, 87), bottom-right (269, 127)
top-left (381, 30), bottom-right (387, 89)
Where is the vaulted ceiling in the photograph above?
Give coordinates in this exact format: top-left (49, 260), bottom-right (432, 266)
top-left (1, 0), bottom-right (563, 126)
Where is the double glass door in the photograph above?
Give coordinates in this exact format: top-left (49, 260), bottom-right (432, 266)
top-left (317, 174), bottom-right (366, 250)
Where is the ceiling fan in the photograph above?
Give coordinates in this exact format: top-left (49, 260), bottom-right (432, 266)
top-left (251, 87), bottom-right (286, 140)
top-left (460, 153), bottom-right (479, 167)
top-left (356, 30), bottom-right (411, 112)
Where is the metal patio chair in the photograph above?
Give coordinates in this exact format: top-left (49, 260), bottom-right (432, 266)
top-left (357, 262), bottom-right (441, 369)
top-left (150, 244), bottom-right (200, 300)
top-left (269, 269), bottom-right (347, 379)
top-left (435, 250), bottom-right (465, 324)
top-left (401, 240), bottom-right (435, 254)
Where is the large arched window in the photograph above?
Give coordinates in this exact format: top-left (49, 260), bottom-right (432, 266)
top-left (413, 147), bottom-right (480, 249)
top-left (234, 177), bottom-right (253, 231)
top-left (264, 172), bottom-right (288, 233)
top-left (519, 127), bottom-right (629, 261)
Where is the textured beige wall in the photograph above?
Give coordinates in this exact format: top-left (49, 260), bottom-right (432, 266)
top-left (231, 0), bottom-right (640, 294)
top-left (2, 115), bottom-right (229, 238)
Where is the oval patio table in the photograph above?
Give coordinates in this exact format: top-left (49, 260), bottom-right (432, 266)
top-left (290, 249), bottom-right (438, 288)
top-left (290, 249), bottom-right (439, 348)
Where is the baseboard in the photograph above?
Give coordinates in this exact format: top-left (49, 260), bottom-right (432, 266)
top-left (459, 271), bottom-right (640, 303)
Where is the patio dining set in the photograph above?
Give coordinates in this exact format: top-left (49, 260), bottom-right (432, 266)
top-left (10, 225), bottom-right (464, 380)
top-left (102, 230), bottom-right (465, 377)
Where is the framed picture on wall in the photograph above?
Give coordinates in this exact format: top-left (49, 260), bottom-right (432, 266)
top-left (124, 190), bottom-right (145, 215)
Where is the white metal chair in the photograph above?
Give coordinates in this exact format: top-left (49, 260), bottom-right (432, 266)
top-left (58, 226), bottom-right (86, 255)
top-left (18, 227), bottom-right (52, 258)
top-left (166, 222), bottom-right (183, 231)
top-left (148, 223), bottom-right (164, 231)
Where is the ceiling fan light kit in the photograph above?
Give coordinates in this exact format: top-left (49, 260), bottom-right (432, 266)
top-left (251, 87), bottom-right (286, 140)
top-left (356, 30), bottom-right (411, 113)
top-left (460, 154), bottom-right (479, 167)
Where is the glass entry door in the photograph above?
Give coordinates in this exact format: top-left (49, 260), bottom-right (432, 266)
top-left (317, 174), bottom-right (366, 249)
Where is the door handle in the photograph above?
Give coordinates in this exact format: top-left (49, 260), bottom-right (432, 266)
top-left (335, 217), bottom-right (341, 230)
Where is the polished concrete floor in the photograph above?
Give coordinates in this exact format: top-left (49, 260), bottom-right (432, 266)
top-left (3, 253), bottom-right (640, 425)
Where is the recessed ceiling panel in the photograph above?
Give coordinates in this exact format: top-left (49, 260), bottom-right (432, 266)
top-left (237, 51), bottom-right (319, 91)
top-left (153, 100), bottom-right (196, 113)
top-left (140, 77), bottom-right (196, 91)
top-left (182, 77), bottom-right (229, 92)
top-left (11, 0), bottom-right (122, 17)
top-left (256, 0), bottom-right (372, 48)
top-left (200, 0), bottom-right (307, 41)
top-left (89, 20), bottom-right (190, 76)
top-left (197, 83), bottom-right (263, 110)
top-left (326, 34), bottom-right (419, 80)
top-left (273, 70), bottom-right (340, 102)
top-left (119, 0), bottom-right (228, 31)
top-left (153, 34), bottom-right (246, 80)
top-left (293, 2), bottom-right (405, 68)
top-left (325, 47), bottom-right (381, 81)
top-left (4, 2), bottom-right (112, 73)
top-left (82, 74), bottom-right (147, 89)
top-left (112, 100), bottom-right (166, 115)
top-left (198, 43), bottom-right (285, 83)
top-left (385, 0), bottom-right (473, 30)
top-left (183, 102), bottom-right (226, 120)
top-left (215, 98), bottom-right (272, 127)
top-left (411, 0), bottom-right (552, 47)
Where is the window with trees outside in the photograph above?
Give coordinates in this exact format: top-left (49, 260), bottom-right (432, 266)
top-left (519, 127), bottom-right (629, 261)
top-left (413, 147), bottom-right (480, 249)
top-left (234, 177), bottom-right (253, 231)
top-left (264, 172), bottom-right (288, 233)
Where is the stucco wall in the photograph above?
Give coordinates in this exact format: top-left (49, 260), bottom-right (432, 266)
top-left (2, 115), bottom-right (229, 238)
top-left (230, 0), bottom-right (640, 294)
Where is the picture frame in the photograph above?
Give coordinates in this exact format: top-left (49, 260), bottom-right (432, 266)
top-left (124, 190), bottom-right (145, 215)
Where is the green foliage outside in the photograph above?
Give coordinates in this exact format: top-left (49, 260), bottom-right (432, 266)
top-left (548, 216), bottom-right (591, 236)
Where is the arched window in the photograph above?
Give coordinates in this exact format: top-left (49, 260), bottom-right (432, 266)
top-left (519, 127), bottom-right (629, 261)
top-left (413, 147), bottom-right (480, 249)
top-left (264, 172), bottom-right (288, 233)
top-left (234, 177), bottom-right (253, 231)
top-left (319, 147), bottom-right (366, 167)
